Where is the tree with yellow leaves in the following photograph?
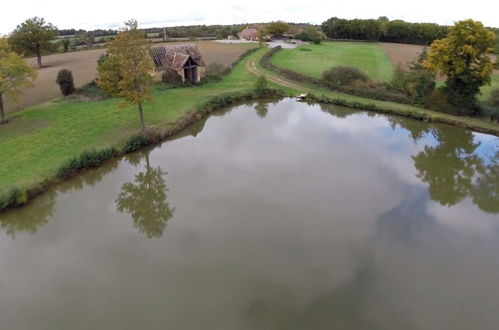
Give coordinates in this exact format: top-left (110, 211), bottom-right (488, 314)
top-left (423, 19), bottom-right (495, 115)
top-left (96, 19), bottom-right (154, 132)
top-left (0, 38), bottom-right (37, 124)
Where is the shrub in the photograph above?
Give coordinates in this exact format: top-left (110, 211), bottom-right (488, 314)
top-left (62, 38), bottom-right (70, 52)
top-left (321, 66), bottom-right (369, 88)
top-left (0, 188), bottom-right (27, 209)
top-left (482, 106), bottom-right (499, 123)
top-left (295, 27), bottom-right (322, 44)
top-left (201, 94), bottom-right (235, 111)
top-left (254, 76), bottom-right (269, 97)
top-left (97, 53), bottom-right (109, 66)
top-left (299, 47), bottom-right (312, 52)
top-left (340, 81), bottom-right (413, 104)
top-left (57, 148), bottom-right (117, 180)
top-left (203, 62), bottom-right (229, 82)
top-left (56, 69), bottom-right (76, 96)
top-left (426, 89), bottom-right (460, 115)
top-left (488, 89), bottom-right (499, 107)
top-left (74, 81), bottom-right (109, 100)
top-left (389, 66), bottom-right (435, 106)
top-left (123, 134), bottom-right (150, 153)
top-left (162, 69), bottom-right (183, 86)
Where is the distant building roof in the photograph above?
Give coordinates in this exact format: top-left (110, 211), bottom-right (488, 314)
top-left (239, 27), bottom-right (259, 39)
top-left (150, 44), bottom-right (205, 71)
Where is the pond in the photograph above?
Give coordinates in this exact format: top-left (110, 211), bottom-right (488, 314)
top-left (0, 98), bottom-right (498, 330)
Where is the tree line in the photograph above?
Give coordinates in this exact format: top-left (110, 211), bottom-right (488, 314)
top-left (321, 17), bottom-right (449, 45)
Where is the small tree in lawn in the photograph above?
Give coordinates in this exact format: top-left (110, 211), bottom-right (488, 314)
top-left (254, 75), bottom-right (269, 97)
top-left (0, 38), bottom-right (37, 124)
top-left (8, 17), bottom-right (58, 68)
top-left (56, 69), bottom-right (75, 96)
top-left (61, 38), bottom-right (70, 52)
top-left (96, 19), bottom-right (154, 132)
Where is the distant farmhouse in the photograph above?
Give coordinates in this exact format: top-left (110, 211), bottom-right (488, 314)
top-left (150, 44), bottom-right (206, 83)
top-left (239, 27), bottom-right (259, 41)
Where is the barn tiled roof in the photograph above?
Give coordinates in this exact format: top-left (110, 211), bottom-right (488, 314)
top-left (239, 27), bottom-right (259, 39)
top-left (150, 44), bottom-right (205, 71)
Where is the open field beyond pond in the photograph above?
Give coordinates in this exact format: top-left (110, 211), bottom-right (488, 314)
top-left (270, 42), bottom-right (395, 82)
top-left (4, 41), bottom-right (257, 113)
top-left (271, 41), bottom-right (499, 101)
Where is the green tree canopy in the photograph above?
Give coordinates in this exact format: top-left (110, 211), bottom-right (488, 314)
top-left (266, 21), bottom-right (289, 38)
top-left (8, 17), bottom-right (57, 67)
top-left (0, 38), bottom-right (37, 123)
top-left (96, 19), bottom-right (154, 132)
top-left (423, 19), bottom-right (496, 115)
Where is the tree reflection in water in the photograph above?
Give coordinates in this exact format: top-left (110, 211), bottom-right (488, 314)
top-left (115, 152), bottom-right (175, 238)
top-left (412, 128), bottom-right (499, 213)
top-left (255, 101), bottom-right (269, 118)
top-left (0, 190), bottom-right (55, 238)
top-left (385, 116), bottom-right (499, 214)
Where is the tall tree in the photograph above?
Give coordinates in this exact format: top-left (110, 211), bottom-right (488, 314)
top-left (423, 19), bottom-right (496, 115)
top-left (96, 19), bottom-right (154, 132)
top-left (266, 21), bottom-right (289, 38)
top-left (8, 17), bottom-right (57, 67)
top-left (0, 38), bottom-right (37, 123)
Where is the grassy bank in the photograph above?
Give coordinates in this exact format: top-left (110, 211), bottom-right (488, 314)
top-left (270, 42), bottom-right (395, 81)
top-left (0, 47), bottom-right (268, 201)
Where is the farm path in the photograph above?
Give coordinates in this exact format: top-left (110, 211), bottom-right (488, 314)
top-left (246, 59), bottom-right (310, 93)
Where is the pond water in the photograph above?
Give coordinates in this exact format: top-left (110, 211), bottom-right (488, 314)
top-left (1, 99), bottom-right (498, 330)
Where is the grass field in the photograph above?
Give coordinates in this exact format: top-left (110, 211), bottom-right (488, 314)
top-left (270, 42), bottom-right (395, 82)
top-left (4, 41), bottom-right (257, 113)
top-left (271, 41), bottom-right (498, 101)
top-left (0, 48), bottom-right (266, 194)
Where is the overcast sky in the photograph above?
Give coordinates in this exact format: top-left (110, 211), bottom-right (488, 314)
top-left (1, 0), bottom-right (497, 34)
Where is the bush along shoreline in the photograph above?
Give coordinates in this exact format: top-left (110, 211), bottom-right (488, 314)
top-left (304, 93), bottom-right (499, 137)
top-left (0, 88), bottom-right (286, 213)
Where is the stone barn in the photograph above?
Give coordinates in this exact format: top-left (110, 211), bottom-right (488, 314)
top-left (239, 27), bottom-right (259, 41)
top-left (150, 44), bottom-right (206, 84)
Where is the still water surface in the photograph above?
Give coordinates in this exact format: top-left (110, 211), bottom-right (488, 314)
top-left (1, 99), bottom-right (499, 330)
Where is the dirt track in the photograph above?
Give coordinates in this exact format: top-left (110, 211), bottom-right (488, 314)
top-left (4, 41), bottom-right (255, 113)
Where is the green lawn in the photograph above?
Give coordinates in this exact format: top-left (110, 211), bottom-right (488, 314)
top-left (270, 42), bottom-right (395, 82)
top-left (0, 48), bottom-right (266, 194)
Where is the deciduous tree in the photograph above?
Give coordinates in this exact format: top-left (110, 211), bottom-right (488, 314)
top-left (96, 19), bottom-right (154, 132)
top-left (423, 19), bottom-right (496, 115)
top-left (8, 17), bottom-right (57, 67)
top-left (266, 21), bottom-right (289, 38)
top-left (0, 38), bottom-right (37, 123)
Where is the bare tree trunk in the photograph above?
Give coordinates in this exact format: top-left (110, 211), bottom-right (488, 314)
top-left (138, 102), bottom-right (145, 132)
top-left (0, 93), bottom-right (5, 124)
top-left (37, 54), bottom-right (42, 68)
top-left (36, 44), bottom-right (42, 67)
